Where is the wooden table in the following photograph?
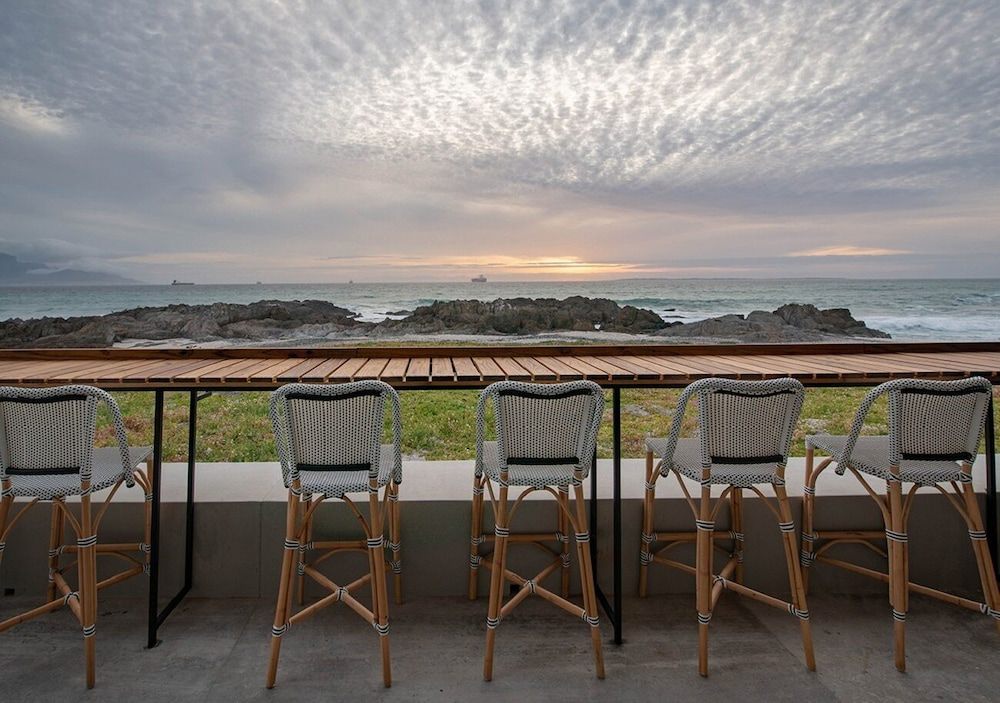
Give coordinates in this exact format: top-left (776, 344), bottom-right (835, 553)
top-left (2, 341), bottom-right (998, 647)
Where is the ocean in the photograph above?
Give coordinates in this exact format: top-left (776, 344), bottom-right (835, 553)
top-left (1, 278), bottom-right (998, 341)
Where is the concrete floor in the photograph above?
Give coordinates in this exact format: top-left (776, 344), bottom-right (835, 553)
top-left (3, 592), bottom-right (1000, 702)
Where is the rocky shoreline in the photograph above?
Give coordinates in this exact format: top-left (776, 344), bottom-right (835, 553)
top-left (0, 297), bottom-right (890, 347)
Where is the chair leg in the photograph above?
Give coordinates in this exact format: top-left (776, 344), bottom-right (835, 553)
top-left (696, 483), bottom-right (712, 677)
top-left (959, 480), bottom-right (1000, 633)
top-left (469, 474), bottom-right (485, 600)
top-left (142, 458), bottom-right (154, 577)
top-left (558, 485), bottom-right (570, 598)
top-left (389, 482), bottom-right (403, 605)
top-left (886, 478), bottom-right (907, 672)
top-left (47, 499), bottom-right (64, 602)
top-left (731, 488), bottom-right (745, 584)
top-left (79, 490), bottom-right (97, 689)
top-left (483, 481), bottom-right (509, 681)
top-left (295, 495), bottom-right (309, 606)
top-left (775, 484), bottom-right (816, 671)
top-left (639, 450), bottom-right (655, 598)
top-left (266, 489), bottom-right (300, 689)
top-left (368, 486), bottom-right (392, 688)
top-left (0, 487), bottom-right (11, 573)
top-left (572, 481), bottom-right (605, 679)
top-left (801, 448), bottom-right (816, 594)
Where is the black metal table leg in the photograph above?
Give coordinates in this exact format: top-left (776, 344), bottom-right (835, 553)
top-left (146, 389), bottom-right (200, 648)
top-left (589, 445), bottom-right (598, 575)
top-left (146, 390), bottom-right (164, 648)
top-left (184, 391), bottom-right (197, 590)
top-left (612, 387), bottom-right (622, 644)
top-left (986, 393), bottom-right (997, 576)
top-left (592, 389), bottom-right (623, 644)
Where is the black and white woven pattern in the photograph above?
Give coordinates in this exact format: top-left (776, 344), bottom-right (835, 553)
top-left (269, 381), bottom-right (402, 498)
top-left (807, 377), bottom-right (992, 483)
top-left (651, 378), bottom-right (805, 487)
top-left (0, 385), bottom-right (147, 500)
top-left (475, 380), bottom-right (604, 488)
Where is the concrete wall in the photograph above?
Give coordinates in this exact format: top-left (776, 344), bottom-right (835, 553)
top-left (1, 458), bottom-right (996, 604)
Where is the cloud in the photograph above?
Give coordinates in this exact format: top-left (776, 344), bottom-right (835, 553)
top-left (788, 246), bottom-right (912, 258)
top-left (0, 1), bottom-right (998, 281)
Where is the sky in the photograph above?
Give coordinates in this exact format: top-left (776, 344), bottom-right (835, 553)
top-left (1, 0), bottom-right (998, 283)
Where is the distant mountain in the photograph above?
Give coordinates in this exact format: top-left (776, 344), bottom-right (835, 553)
top-left (0, 252), bottom-right (138, 286)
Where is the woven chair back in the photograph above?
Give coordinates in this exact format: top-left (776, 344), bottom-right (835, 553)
top-left (693, 378), bottom-right (805, 467)
top-left (484, 380), bottom-right (604, 477)
top-left (884, 378), bottom-right (992, 465)
top-left (0, 386), bottom-right (101, 480)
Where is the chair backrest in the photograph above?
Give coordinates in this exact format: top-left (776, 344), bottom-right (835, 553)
top-left (665, 378), bottom-right (805, 469)
top-left (477, 380), bottom-right (604, 477)
top-left (269, 380), bottom-right (402, 486)
top-left (0, 385), bottom-right (130, 486)
top-left (845, 377), bottom-right (992, 466)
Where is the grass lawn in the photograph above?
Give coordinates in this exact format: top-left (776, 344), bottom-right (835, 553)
top-left (97, 387), bottom-right (1000, 463)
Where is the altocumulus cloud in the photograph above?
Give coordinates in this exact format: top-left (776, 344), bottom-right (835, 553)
top-left (1, 0), bottom-right (998, 281)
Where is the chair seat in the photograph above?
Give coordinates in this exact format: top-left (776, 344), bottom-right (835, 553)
top-left (644, 436), bottom-right (668, 457)
top-left (481, 441), bottom-right (580, 488)
top-left (652, 437), bottom-right (781, 488)
top-left (6, 446), bottom-right (152, 499)
top-left (295, 444), bottom-right (396, 498)
top-left (807, 434), bottom-right (966, 484)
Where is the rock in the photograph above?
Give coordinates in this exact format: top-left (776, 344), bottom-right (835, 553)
top-left (0, 296), bottom-right (888, 347)
top-left (374, 297), bottom-right (668, 336)
top-left (655, 304), bottom-right (889, 342)
top-left (772, 304), bottom-right (889, 339)
top-left (0, 299), bottom-right (371, 348)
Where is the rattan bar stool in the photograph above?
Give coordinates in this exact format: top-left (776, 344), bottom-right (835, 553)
top-left (0, 385), bottom-right (153, 689)
top-left (470, 380), bottom-right (606, 681)
top-left (639, 378), bottom-right (814, 676)
top-left (801, 377), bottom-right (998, 672)
top-left (265, 380), bottom-right (402, 689)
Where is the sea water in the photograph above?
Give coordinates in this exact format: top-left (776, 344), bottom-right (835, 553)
top-left (0, 278), bottom-right (997, 341)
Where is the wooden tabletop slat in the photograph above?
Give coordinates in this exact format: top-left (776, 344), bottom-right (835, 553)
top-left (492, 357), bottom-right (531, 380)
top-left (555, 356), bottom-right (610, 380)
top-left (430, 357), bottom-right (455, 382)
top-left (606, 356), bottom-right (666, 379)
top-left (65, 358), bottom-right (169, 383)
top-left (355, 357), bottom-right (389, 380)
top-left (275, 358), bottom-right (329, 382)
top-left (577, 356), bottom-right (636, 379)
top-left (405, 357), bottom-right (430, 382)
top-left (379, 358), bottom-right (410, 382)
top-left (637, 354), bottom-right (746, 378)
top-left (174, 358), bottom-right (256, 382)
top-left (247, 358), bottom-right (313, 382)
top-left (511, 356), bottom-right (557, 381)
top-left (471, 357), bottom-right (505, 380)
top-left (329, 357), bottom-right (369, 380)
top-left (750, 354), bottom-right (855, 378)
top-left (531, 356), bottom-right (583, 380)
top-left (118, 359), bottom-right (200, 383)
top-left (14, 360), bottom-right (114, 383)
top-left (223, 359), bottom-right (285, 382)
top-left (197, 358), bottom-right (273, 383)
top-left (451, 357), bottom-right (482, 381)
top-left (298, 358), bottom-right (349, 382)
top-left (889, 353), bottom-right (977, 373)
top-left (792, 355), bottom-right (872, 376)
top-left (147, 359), bottom-right (229, 383)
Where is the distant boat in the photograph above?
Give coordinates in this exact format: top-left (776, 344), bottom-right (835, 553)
top-left (171, 280), bottom-right (194, 286)
top-left (471, 274), bottom-right (487, 283)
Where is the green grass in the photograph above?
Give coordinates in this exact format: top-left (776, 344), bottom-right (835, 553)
top-left (96, 387), bottom-right (999, 464)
